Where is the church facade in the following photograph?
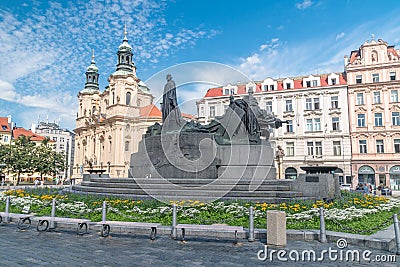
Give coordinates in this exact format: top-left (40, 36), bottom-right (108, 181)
top-left (72, 30), bottom-right (162, 180)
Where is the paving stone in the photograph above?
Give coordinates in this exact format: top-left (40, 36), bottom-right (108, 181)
top-left (0, 223), bottom-right (398, 266)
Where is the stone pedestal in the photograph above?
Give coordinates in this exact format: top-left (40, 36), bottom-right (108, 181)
top-left (266, 210), bottom-right (286, 247)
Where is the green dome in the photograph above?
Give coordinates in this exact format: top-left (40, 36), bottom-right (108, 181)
top-left (119, 39), bottom-right (132, 51)
top-left (86, 63), bottom-right (98, 72)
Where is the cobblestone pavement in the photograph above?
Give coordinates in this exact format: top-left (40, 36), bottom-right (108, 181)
top-left (0, 223), bottom-right (398, 267)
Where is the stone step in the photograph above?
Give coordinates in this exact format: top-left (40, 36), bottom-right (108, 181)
top-left (89, 177), bottom-right (294, 186)
top-left (72, 186), bottom-right (310, 204)
top-left (73, 185), bottom-right (302, 198)
top-left (80, 181), bottom-right (293, 191)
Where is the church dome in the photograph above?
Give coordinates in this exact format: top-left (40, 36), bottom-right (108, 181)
top-left (86, 63), bottom-right (98, 72)
top-left (118, 38), bottom-right (132, 51)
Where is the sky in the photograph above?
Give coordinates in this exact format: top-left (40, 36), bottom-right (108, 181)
top-left (2, 0), bottom-right (400, 130)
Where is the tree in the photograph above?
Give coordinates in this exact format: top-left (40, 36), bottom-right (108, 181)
top-left (32, 141), bottom-right (54, 180)
top-left (33, 139), bottom-right (66, 182)
top-left (0, 144), bottom-right (11, 174)
top-left (9, 136), bottom-right (36, 185)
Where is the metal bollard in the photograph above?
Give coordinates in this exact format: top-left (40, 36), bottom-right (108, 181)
top-left (102, 201), bottom-right (107, 222)
top-left (393, 214), bottom-right (400, 255)
top-left (248, 206), bottom-right (255, 242)
top-left (319, 207), bottom-right (327, 243)
top-left (5, 196), bottom-right (10, 222)
top-left (171, 204), bottom-right (177, 239)
top-left (50, 198), bottom-right (56, 229)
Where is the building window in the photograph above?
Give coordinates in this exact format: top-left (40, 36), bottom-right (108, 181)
top-left (126, 92), bottom-right (131, 106)
top-left (52, 137), bottom-right (57, 141)
top-left (373, 92), bottom-right (381, 104)
top-left (224, 88), bottom-right (230, 95)
top-left (285, 99), bottom-right (293, 112)
top-left (372, 73), bottom-right (380, 82)
top-left (230, 88), bottom-right (235, 94)
top-left (307, 142), bottom-right (314, 155)
top-left (391, 90), bottom-right (399, 102)
top-left (333, 141), bottom-right (341, 156)
top-left (331, 96), bottom-right (339, 109)
top-left (209, 106), bottom-right (216, 117)
top-left (376, 140), bottom-right (384, 153)
top-left (357, 114), bottom-right (366, 127)
top-left (286, 142), bottom-right (294, 156)
top-left (312, 80), bottom-right (318, 87)
top-left (305, 98), bottom-right (320, 110)
top-left (331, 78), bottom-right (337, 85)
top-left (314, 118), bottom-right (321, 131)
top-left (60, 137), bottom-right (65, 142)
top-left (307, 141), bottom-right (322, 156)
top-left (305, 98), bottom-right (312, 110)
top-left (263, 85), bottom-right (268, 91)
top-left (306, 119), bottom-right (313, 131)
top-left (270, 85), bottom-right (275, 91)
top-left (112, 92), bottom-right (115, 105)
top-left (359, 140), bottom-right (367, 154)
top-left (265, 101), bottom-right (272, 113)
top-left (286, 120), bottom-right (293, 133)
top-left (306, 81), bottom-right (311, 87)
top-left (313, 98), bottom-right (320, 109)
top-left (199, 106), bottom-right (204, 116)
top-left (4, 136), bottom-right (9, 142)
top-left (125, 141), bottom-right (129, 152)
top-left (356, 75), bottom-right (362, 84)
top-left (306, 118), bottom-right (321, 131)
top-left (356, 93), bottom-right (364, 105)
top-left (60, 144), bottom-right (65, 150)
top-left (390, 71), bottom-right (396, 81)
top-left (332, 117), bottom-right (340, 131)
top-left (374, 113), bottom-right (383, 126)
top-left (394, 139), bottom-right (400, 153)
top-left (392, 112), bottom-right (400, 125)
top-left (286, 83), bottom-right (291, 89)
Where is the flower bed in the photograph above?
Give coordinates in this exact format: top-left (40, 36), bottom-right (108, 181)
top-left (0, 189), bottom-right (398, 235)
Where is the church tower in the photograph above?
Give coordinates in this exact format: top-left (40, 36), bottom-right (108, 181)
top-left (115, 24), bottom-right (136, 76)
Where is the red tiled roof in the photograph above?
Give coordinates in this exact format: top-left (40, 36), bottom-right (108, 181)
top-left (140, 104), bottom-right (162, 118)
top-left (387, 47), bottom-right (399, 58)
top-left (203, 73), bottom-right (347, 98)
top-left (349, 50), bottom-right (359, 64)
top-left (182, 113), bottom-right (195, 120)
top-left (0, 117), bottom-right (10, 132)
top-left (12, 127), bottom-right (46, 142)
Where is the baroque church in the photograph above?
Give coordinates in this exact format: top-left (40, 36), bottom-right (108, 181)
top-left (72, 28), bottom-right (162, 180)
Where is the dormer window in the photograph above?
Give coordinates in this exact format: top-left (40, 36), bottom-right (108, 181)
top-left (246, 82), bottom-right (256, 93)
top-left (286, 83), bottom-right (291, 89)
top-left (222, 84), bottom-right (237, 95)
top-left (261, 78), bottom-right (277, 92)
top-left (306, 81), bottom-right (311, 87)
top-left (331, 78), bottom-right (336, 85)
top-left (224, 88), bottom-right (229, 95)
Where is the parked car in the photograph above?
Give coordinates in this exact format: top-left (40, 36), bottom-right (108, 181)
top-left (340, 184), bottom-right (352, 191)
top-left (381, 187), bottom-right (392, 196)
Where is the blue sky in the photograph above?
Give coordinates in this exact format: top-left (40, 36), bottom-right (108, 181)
top-left (2, 0), bottom-right (400, 130)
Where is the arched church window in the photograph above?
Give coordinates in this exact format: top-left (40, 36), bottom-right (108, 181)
top-left (112, 92), bottom-right (115, 105)
top-left (126, 92), bottom-right (131, 106)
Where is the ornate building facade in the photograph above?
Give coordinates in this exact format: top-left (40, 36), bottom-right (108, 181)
top-left (72, 30), bottom-right (162, 180)
top-left (197, 73), bottom-right (352, 183)
top-left (345, 37), bottom-right (400, 190)
top-left (32, 120), bottom-right (75, 181)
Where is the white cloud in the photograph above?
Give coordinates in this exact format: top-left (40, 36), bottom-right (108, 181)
top-left (336, 32), bottom-right (346, 40)
top-left (234, 14), bottom-right (400, 82)
top-left (0, 0), bottom-right (217, 129)
top-left (296, 0), bottom-right (313, 10)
